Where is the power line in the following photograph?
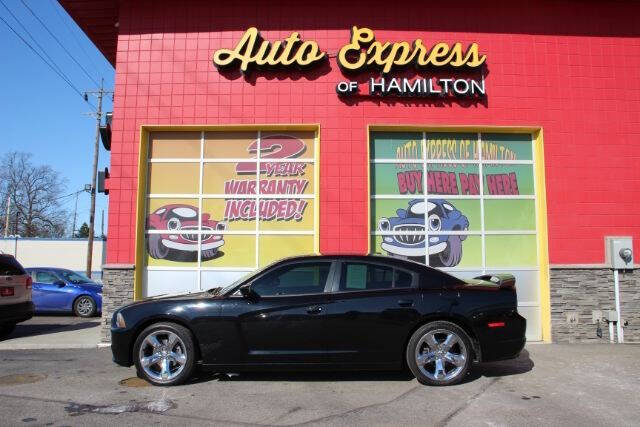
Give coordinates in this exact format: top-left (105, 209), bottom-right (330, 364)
top-left (0, 12), bottom-right (94, 109)
top-left (0, 0), bottom-right (69, 87)
top-left (19, 0), bottom-right (100, 87)
top-left (50, 0), bottom-right (101, 80)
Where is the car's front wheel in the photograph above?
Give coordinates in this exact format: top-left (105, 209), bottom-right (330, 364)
top-left (406, 321), bottom-right (472, 386)
top-left (133, 322), bottom-right (196, 386)
top-left (73, 295), bottom-right (97, 317)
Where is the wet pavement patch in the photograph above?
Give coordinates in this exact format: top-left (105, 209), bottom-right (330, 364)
top-left (119, 377), bottom-right (150, 388)
top-left (0, 373), bottom-right (47, 386)
top-left (65, 399), bottom-right (176, 416)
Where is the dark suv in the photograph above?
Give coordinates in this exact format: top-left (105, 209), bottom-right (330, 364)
top-left (0, 254), bottom-right (34, 339)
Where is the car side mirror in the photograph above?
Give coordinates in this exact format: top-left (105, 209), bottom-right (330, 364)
top-left (55, 280), bottom-right (66, 287)
top-left (239, 285), bottom-right (258, 300)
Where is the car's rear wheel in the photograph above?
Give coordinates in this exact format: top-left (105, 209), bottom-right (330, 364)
top-left (133, 322), bottom-right (195, 386)
top-left (406, 321), bottom-right (472, 386)
top-left (73, 296), bottom-right (97, 317)
top-left (0, 323), bottom-right (16, 339)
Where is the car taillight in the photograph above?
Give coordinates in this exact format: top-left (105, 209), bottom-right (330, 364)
top-left (488, 321), bottom-right (505, 328)
top-left (26, 276), bottom-right (32, 289)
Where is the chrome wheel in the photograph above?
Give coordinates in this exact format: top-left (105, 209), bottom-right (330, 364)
top-left (138, 330), bottom-right (188, 383)
top-left (75, 296), bottom-right (95, 317)
top-left (415, 329), bottom-right (467, 382)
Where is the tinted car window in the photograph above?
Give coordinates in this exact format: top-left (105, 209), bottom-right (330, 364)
top-left (340, 263), bottom-right (411, 291)
top-left (394, 270), bottom-right (413, 288)
top-left (0, 256), bottom-right (25, 276)
top-left (57, 270), bottom-right (91, 284)
top-left (36, 271), bottom-right (59, 284)
top-left (421, 267), bottom-right (465, 288)
top-left (251, 263), bottom-right (331, 296)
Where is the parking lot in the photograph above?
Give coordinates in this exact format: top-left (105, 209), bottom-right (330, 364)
top-left (0, 315), bottom-right (100, 350)
top-left (0, 343), bottom-right (638, 426)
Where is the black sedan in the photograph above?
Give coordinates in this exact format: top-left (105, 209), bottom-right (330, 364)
top-left (111, 255), bottom-right (526, 386)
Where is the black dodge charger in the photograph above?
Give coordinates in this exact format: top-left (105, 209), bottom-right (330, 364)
top-left (111, 255), bottom-right (526, 386)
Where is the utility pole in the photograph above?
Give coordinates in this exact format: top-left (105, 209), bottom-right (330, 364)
top-left (3, 195), bottom-right (10, 238)
top-left (84, 78), bottom-right (112, 278)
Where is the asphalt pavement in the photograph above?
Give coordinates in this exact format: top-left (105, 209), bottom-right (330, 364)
top-left (0, 315), bottom-right (100, 350)
top-left (0, 343), bottom-right (638, 426)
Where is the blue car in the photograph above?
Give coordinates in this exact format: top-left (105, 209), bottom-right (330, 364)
top-left (378, 199), bottom-right (469, 267)
top-left (25, 268), bottom-right (102, 317)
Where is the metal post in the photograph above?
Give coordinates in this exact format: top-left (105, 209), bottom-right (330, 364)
top-left (3, 195), bottom-right (10, 237)
top-left (72, 190), bottom-right (79, 237)
top-left (86, 78), bottom-right (104, 278)
top-left (609, 321), bottom-right (614, 343)
top-left (613, 269), bottom-right (624, 343)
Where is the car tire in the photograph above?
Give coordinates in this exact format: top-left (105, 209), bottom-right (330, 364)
top-left (406, 321), bottom-right (472, 386)
top-left (201, 248), bottom-right (218, 260)
top-left (133, 322), bottom-right (196, 386)
top-left (435, 235), bottom-right (463, 267)
top-left (0, 323), bottom-right (16, 339)
top-left (148, 233), bottom-right (169, 259)
top-left (73, 295), bottom-right (97, 317)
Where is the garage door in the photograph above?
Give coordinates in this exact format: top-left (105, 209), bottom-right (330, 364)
top-left (369, 130), bottom-right (543, 341)
top-left (141, 128), bottom-right (318, 297)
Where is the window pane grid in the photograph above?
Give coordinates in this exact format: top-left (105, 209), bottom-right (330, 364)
top-left (145, 130), bottom-right (317, 291)
top-left (370, 130), bottom-right (538, 274)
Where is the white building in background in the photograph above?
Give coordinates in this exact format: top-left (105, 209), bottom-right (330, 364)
top-left (0, 238), bottom-right (106, 280)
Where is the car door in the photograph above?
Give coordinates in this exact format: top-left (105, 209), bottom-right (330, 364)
top-left (324, 261), bottom-right (421, 367)
top-left (222, 260), bottom-right (336, 365)
top-left (32, 270), bottom-right (70, 311)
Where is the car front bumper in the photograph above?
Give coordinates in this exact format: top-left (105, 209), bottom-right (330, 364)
top-left (0, 301), bottom-right (35, 324)
top-left (111, 326), bottom-right (136, 366)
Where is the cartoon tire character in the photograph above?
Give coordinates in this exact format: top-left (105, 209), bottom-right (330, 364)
top-left (378, 199), bottom-right (469, 267)
top-left (146, 204), bottom-right (226, 262)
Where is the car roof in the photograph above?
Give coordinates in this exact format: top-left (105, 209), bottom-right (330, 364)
top-left (273, 254), bottom-right (432, 270)
top-left (26, 267), bottom-right (73, 272)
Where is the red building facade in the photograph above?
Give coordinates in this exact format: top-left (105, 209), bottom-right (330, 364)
top-left (63, 0), bottom-right (640, 343)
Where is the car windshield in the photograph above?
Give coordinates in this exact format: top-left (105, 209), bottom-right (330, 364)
top-left (206, 272), bottom-right (253, 295)
top-left (57, 270), bottom-right (92, 284)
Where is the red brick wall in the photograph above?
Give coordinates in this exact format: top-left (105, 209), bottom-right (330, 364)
top-left (106, 0), bottom-right (640, 265)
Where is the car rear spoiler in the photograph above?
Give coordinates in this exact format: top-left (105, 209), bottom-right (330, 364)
top-left (473, 274), bottom-right (516, 290)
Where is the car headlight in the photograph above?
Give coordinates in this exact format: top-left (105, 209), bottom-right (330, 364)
top-left (115, 312), bottom-right (126, 328)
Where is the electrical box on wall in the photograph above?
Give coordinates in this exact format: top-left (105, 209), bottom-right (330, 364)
top-left (605, 237), bottom-right (634, 269)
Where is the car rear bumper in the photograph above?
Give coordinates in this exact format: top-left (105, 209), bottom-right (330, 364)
top-left (0, 301), bottom-right (35, 324)
top-left (480, 336), bottom-right (526, 362)
top-left (478, 313), bottom-right (527, 362)
top-left (111, 326), bottom-right (135, 367)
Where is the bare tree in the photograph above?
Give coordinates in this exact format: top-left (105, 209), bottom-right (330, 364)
top-left (0, 152), bottom-right (69, 237)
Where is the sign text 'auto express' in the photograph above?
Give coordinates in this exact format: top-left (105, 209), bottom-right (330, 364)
top-left (213, 26), bottom-right (487, 99)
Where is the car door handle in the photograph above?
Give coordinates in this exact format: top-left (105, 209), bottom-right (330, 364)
top-left (397, 299), bottom-right (414, 307)
top-left (306, 306), bottom-right (323, 314)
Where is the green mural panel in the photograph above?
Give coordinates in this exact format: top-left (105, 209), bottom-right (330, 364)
top-left (484, 199), bottom-right (536, 231)
top-left (481, 133), bottom-right (532, 161)
top-left (370, 132), bottom-right (423, 160)
top-left (371, 163), bottom-right (424, 196)
top-left (485, 234), bottom-right (537, 267)
top-left (425, 132), bottom-right (479, 161)
top-left (483, 164), bottom-right (534, 196)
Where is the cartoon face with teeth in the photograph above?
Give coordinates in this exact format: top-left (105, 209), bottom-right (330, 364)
top-left (378, 199), bottom-right (469, 267)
